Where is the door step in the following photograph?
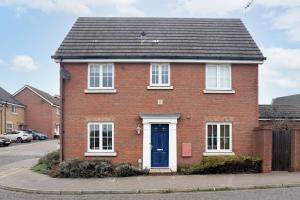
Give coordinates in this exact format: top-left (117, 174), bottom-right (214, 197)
top-left (149, 168), bottom-right (172, 175)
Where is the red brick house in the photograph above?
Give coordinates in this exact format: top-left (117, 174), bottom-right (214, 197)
top-left (52, 17), bottom-right (266, 172)
top-left (14, 85), bottom-right (60, 139)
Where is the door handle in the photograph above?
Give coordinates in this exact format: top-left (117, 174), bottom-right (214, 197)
top-left (157, 148), bottom-right (163, 151)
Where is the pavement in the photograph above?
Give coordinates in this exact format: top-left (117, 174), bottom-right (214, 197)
top-left (1, 140), bottom-right (300, 195)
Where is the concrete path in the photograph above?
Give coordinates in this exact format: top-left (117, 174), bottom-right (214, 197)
top-left (1, 168), bottom-right (300, 194)
top-left (1, 140), bottom-right (300, 195)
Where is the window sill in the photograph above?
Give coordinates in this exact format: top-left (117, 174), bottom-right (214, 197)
top-left (203, 152), bottom-right (235, 156)
top-left (147, 86), bottom-right (174, 90)
top-left (84, 152), bottom-right (117, 157)
top-left (203, 90), bottom-right (235, 94)
top-left (84, 89), bottom-right (117, 94)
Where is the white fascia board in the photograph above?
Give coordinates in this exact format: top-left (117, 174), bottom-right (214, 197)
top-left (0, 101), bottom-right (25, 108)
top-left (56, 59), bottom-right (264, 64)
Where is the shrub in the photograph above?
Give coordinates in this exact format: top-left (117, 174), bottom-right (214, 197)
top-left (38, 150), bottom-right (60, 170)
top-left (179, 155), bottom-right (262, 175)
top-left (95, 160), bottom-right (114, 178)
top-left (115, 163), bottom-right (149, 177)
top-left (59, 159), bottom-right (113, 178)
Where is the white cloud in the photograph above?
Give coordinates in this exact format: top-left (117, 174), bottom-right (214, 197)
top-left (0, 58), bottom-right (3, 65)
top-left (172, 0), bottom-right (300, 41)
top-left (0, 0), bottom-right (144, 16)
top-left (260, 48), bottom-right (300, 89)
top-left (11, 55), bottom-right (38, 72)
top-left (271, 8), bottom-right (300, 41)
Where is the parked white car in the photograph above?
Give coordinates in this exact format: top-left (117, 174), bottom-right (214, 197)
top-left (1, 131), bottom-right (32, 143)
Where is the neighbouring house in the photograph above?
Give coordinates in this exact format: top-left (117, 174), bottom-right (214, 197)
top-left (258, 98), bottom-right (300, 172)
top-left (52, 17), bottom-right (266, 173)
top-left (273, 94), bottom-right (300, 105)
top-left (14, 85), bottom-right (60, 139)
top-left (0, 87), bottom-right (25, 134)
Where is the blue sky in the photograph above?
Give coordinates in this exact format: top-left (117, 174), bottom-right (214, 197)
top-left (0, 0), bottom-right (299, 104)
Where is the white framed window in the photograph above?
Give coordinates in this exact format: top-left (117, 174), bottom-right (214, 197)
top-left (88, 63), bottom-right (114, 89)
top-left (206, 64), bottom-right (231, 90)
top-left (206, 122), bottom-right (232, 153)
top-left (11, 106), bottom-right (17, 113)
top-left (56, 108), bottom-right (60, 115)
top-left (87, 122), bottom-right (114, 152)
top-left (150, 63), bottom-right (170, 86)
top-left (6, 122), bottom-right (13, 132)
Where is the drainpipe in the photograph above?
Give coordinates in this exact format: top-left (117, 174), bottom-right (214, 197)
top-left (60, 63), bottom-right (65, 162)
top-left (59, 62), bottom-right (70, 162)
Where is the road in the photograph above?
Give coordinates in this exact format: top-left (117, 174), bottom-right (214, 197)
top-left (1, 187), bottom-right (300, 200)
top-left (0, 140), bottom-right (58, 168)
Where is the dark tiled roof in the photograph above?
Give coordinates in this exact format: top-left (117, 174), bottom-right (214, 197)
top-left (26, 85), bottom-right (60, 106)
top-left (52, 17), bottom-right (265, 61)
top-left (259, 105), bottom-right (300, 119)
top-left (273, 94), bottom-right (300, 106)
top-left (0, 87), bottom-right (23, 106)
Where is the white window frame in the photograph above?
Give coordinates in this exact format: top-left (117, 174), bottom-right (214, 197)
top-left (87, 122), bottom-right (114, 153)
top-left (11, 106), bottom-right (17, 114)
top-left (205, 64), bottom-right (232, 90)
top-left (205, 122), bottom-right (232, 153)
top-left (6, 122), bottom-right (13, 132)
top-left (87, 63), bottom-right (114, 90)
top-left (150, 63), bottom-right (171, 86)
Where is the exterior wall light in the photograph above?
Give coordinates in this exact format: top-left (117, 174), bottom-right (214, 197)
top-left (136, 124), bottom-right (142, 135)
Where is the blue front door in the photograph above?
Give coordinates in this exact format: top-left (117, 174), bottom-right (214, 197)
top-left (151, 124), bottom-right (169, 167)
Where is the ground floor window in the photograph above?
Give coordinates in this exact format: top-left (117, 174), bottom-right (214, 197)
top-left (6, 122), bottom-right (13, 132)
top-left (206, 122), bottom-right (232, 152)
top-left (88, 122), bottom-right (114, 152)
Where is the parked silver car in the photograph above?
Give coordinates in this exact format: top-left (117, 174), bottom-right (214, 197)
top-left (1, 130), bottom-right (32, 143)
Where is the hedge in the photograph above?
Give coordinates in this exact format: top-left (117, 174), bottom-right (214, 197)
top-left (179, 155), bottom-right (262, 175)
top-left (32, 151), bottom-right (148, 178)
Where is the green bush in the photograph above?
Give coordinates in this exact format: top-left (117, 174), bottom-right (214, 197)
top-left (95, 160), bottom-right (114, 178)
top-left (59, 159), bottom-right (113, 178)
top-left (179, 155), bottom-right (262, 175)
top-left (38, 150), bottom-right (60, 170)
top-left (115, 163), bottom-right (149, 177)
top-left (32, 151), bottom-right (60, 175)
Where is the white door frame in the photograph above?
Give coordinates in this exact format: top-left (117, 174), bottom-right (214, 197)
top-left (139, 113), bottom-right (180, 172)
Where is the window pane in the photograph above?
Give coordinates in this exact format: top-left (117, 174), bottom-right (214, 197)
top-left (151, 64), bottom-right (159, 84)
top-left (89, 124), bottom-right (99, 150)
top-left (102, 124), bottom-right (112, 150)
top-left (89, 65), bottom-right (100, 88)
top-left (161, 65), bottom-right (169, 84)
top-left (219, 65), bottom-right (230, 89)
top-left (207, 125), bottom-right (217, 150)
top-left (94, 125), bottom-right (99, 150)
top-left (102, 65), bottom-right (113, 88)
top-left (207, 66), bottom-right (217, 88)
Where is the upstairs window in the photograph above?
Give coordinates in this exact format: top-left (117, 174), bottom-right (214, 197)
top-left (150, 63), bottom-right (170, 86)
top-left (88, 64), bottom-right (114, 89)
top-left (11, 106), bottom-right (17, 113)
top-left (206, 64), bottom-right (231, 90)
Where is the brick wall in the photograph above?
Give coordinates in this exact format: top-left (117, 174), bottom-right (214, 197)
top-left (0, 104), bottom-right (25, 134)
top-left (62, 62), bottom-right (259, 167)
top-left (14, 88), bottom-right (59, 138)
